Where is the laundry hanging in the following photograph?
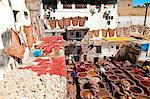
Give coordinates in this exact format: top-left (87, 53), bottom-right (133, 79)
top-left (79, 17), bottom-right (86, 27)
top-left (72, 17), bottom-right (78, 26)
top-left (130, 25), bottom-right (136, 32)
top-left (138, 26), bottom-right (144, 34)
top-left (49, 20), bottom-right (56, 29)
top-left (23, 25), bottom-right (35, 49)
top-left (94, 30), bottom-right (99, 37)
top-left (116, 28), bottom-right (123, 37)
top-left (123, 27), bottom-right (130, 36)
top-left (57, 19), bottom-right (64, 29)
top-left (102, 29), bottom-right (108, 37)
top-left (64, 18), bottom-right (71, 27)
top-left (88, 31), bottom-right (93, 38)
top-left (6, 29), bottom-right (25, 59)
top-left (108, 29), bottom-right (115, 37)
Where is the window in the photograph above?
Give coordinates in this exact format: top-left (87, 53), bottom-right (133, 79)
top-left (13, 10), bottom-right (19, 22)
top-left (128, 4), bottom-right (130, 6)
top-left (116, 46), bottom-right (119, 49)
top-left (84, 55), bottom-right (87, 61)
top-left (107, 21), bottom-right (110, 25)
top-left (52, 32), bottom-right (55, 36)
top-left (63, 4), bottom-right (72, 9)
top-left (96, 46), bottom-right (101, 53)
top-left (70, 32), bottom-right (74, 35)
top-left (75, 4), bottom-right (87, 9)
top-left (111, 46), bottom-right (114, 48)
top-left (76, 32), bottom-right (81, 37)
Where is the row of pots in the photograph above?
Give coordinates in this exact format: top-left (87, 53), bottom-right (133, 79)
top-left (104, 67), bottom-right (150, 97)
top-left (77, 66), bottom-right (113, 98)
top-left (48, 17), bottom-right (87, 29)
top-left (124, 68), bottom-right (150, 96)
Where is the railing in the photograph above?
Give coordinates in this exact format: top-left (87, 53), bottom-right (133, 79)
top-left (63, 4), bottom-right (72, 9)
top-left (75, 4), bottom-right (87, 9)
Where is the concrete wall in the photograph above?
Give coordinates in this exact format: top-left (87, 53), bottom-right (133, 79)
top-left (117, 16), bottom-right (150, 27)
top-left (118, 0), bottom-right (150, 16)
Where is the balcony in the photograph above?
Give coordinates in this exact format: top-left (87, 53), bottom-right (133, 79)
top-left (63, 4), bottom-right (72, 9)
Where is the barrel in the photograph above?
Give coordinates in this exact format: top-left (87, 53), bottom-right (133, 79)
top-left (102, 29), bottom-right (108, 37)
top-left (94, 30), bottom-right (99, 37)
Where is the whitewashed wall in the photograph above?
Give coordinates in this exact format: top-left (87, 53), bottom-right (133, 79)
top-left (117, 16), bottom-right (150, 27)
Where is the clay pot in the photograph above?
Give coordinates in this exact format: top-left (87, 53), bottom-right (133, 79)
top-left (102, 29), bottom-right (108, 37)
top-left (136, 95), bottom-right (149, 99)
top-left (80, 89), bottom-right (93, 98)
top-left (126, 68), bottom-right (133, 72)
top-left (116, 28), bottom-right (123, 37)
top-left (88, 31), bottom-right (93, 38)
top-left (101, 96), bottom-right (114, 99)
top-left (78, 78), bottom-right (89, 84)
top-left (72, 17), bottom-right (78, 26)
top-left (108, 29), bottom-right (115, 37)
top-left (104, 71), bottom-right (114, 76)
top-left (94, 30), bottom-right (99, 37)
top-left (57, 19), bottom-right (64, 29)
top-left (134, 75), bottom-right (144, 81)
top-left (130, 86), bottom-right (144, 96)
top-left (98, 82), bottom-right (106, 89)
top-left (90, 76), bottom-right (101, 84)
top-left (113, 70), bottom-right (123, 75)
top-left (99, 88), bottom-right (111, 97)
top-left (88, 70), bottom-right (98, 77)
top-left (126, 79), bottom-right (135, 86)
top-left (117, 75), bottom-right (127, 79)
top-left (77, 68), bottom-right (87, 72)
top-left (49, 20), bottom-right (56, 29)
top-left (77, 72), bottom-right (87, 78)
top-left (107, 75), bottom-right (119, 82)
top-left (64, 18), bottom-right (71, 27)
top-left (129, 71), bottom-right (139, 76)
top-left (140, 81), bottom-right (150, 88)
top-left (79, 17), bottom-right (86, 26)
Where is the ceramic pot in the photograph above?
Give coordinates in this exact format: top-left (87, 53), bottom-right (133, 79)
top-left (78, 78), bottom-right (89, 84)
top-left (49, 20), bottom-right (56, 29)
top-left (130, 86), bottom-right (144, 96)
top-left (101, 95), bottom-right (114, 99)
top-left (136, 95), bottom-right (149, 99)
top-left (113, 70), bottom-right (123, 76)
top-left (107, 75), bottom-right (119, 82)
top-left (98, 82), bottom-right (106, 89)
top-left (126, 79), bottom-right (135, 86)
top-left (88, 31), bottom-right (93, 38)
top-left (102, 29), bottom-right (108, 37)
top-left (134, 75), bottom-right (144, 81)
top-left (80, 89), bottom-right (93, 98)
top-left (72, 17), bottom-right (78, 26)
top-left (64, 18), bottom-right (71, 27)
top-left (99, 88), bottom-right (111, 97)
top-left (88, 70), bottom-right (98, 77)
top-left (94, 30), bottom-right (99, 37)
top-left (79, 17), bottom-right (85, 26)
top-left (140, 81), bottom-right (150, 89)
top-left (77, 72), bottom-right (87, 78)
top-left (104, 71), bottom-right (114, 76)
